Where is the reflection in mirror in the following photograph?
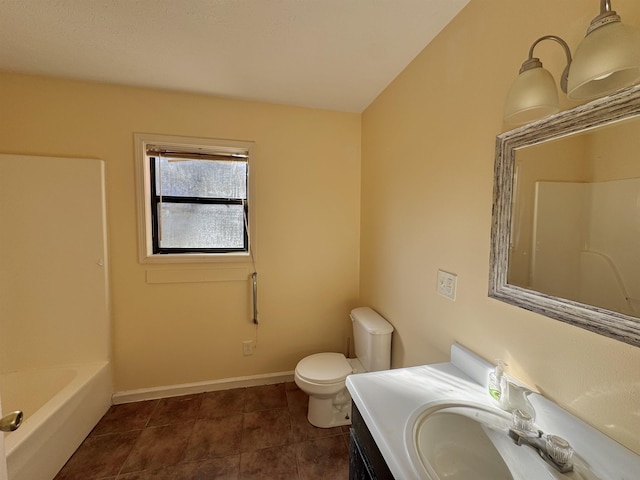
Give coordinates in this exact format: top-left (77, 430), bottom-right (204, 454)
top-left (490, 84), bottom-right (640, 348)
top-left (508, 117), bottom-right (640, 317)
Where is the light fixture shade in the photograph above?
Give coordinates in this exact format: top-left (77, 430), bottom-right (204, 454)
top-left (504, 67), bottom-right (560, 125)
top-left (567, 21), bottom-right (640, 100)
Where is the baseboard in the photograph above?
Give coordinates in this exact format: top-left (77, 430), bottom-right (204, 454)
top-left (112, 370), bottom-right (295, 404)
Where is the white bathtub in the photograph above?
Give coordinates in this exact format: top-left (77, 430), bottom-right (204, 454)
top-left (1, 362), bottom-right (112, 480)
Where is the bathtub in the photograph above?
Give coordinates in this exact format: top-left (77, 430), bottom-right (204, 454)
top-left (1, 362), bottom-right (112, 480)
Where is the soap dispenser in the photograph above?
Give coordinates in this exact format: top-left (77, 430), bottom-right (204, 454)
top-left (488, 360), bottom-right (507, 401)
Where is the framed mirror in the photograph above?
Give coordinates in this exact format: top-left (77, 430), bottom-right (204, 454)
top-left (490, 84), bottom-right (640, 348)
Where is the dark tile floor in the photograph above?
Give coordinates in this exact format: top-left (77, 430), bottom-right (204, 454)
top-left (54, 382), bottom-right (350, 480)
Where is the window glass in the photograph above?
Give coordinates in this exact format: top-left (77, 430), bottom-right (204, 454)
top-left (156, 158), bottom-right (247, 199)
top-left (158, 203), bottom-right (245, 249)
top-left (152, 157), bottom-right (248, 253)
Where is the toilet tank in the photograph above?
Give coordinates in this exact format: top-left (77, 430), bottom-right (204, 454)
top-left (350, 307), bottom-right (394, 372)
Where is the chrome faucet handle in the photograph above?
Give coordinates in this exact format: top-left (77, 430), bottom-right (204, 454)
top-left (508, 427), bottom-right (574, 473)
top-left (546, 435), bottom-right (574, 466)
top-left (512, 409), bottom-right (535, 433)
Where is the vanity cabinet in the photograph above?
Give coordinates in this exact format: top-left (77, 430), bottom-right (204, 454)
top-left (349, 403), bottom-right (395, 480)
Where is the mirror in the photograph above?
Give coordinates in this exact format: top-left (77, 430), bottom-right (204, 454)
top-left (490, 84), bottom-right (640, 348)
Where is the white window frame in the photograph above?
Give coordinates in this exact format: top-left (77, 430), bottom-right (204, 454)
top-left (134, 133), bottom-right (256, 264)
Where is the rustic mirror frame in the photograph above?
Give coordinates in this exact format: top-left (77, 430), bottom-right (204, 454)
top-left (490, 84), bottom-right (640, 348)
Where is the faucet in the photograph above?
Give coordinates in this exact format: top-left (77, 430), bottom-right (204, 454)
top-left (495, 378), bottom-right (575, 473)
top-left (499, 379), bottom-right (535, 416)
top-left (508, 410), bottom-right (574, 473)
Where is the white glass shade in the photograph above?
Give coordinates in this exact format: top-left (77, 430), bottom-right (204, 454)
top-left (504, 67), bottom-right (559, 125)
top-left (568, 22), bottom-right (640, 100)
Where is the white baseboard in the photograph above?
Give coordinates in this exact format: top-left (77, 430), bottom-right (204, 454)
top-left (112, 370), bottom-right (295, 404)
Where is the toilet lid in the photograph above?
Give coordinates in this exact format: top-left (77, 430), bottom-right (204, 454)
top-left (296, 353), bottom-right (353, 384)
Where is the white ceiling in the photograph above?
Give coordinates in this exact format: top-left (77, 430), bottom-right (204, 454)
top-left (0, 0), bottom-right (469, 113)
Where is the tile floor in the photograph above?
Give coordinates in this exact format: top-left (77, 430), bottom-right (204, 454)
top-left (53, 382), bottom-right (350, 480)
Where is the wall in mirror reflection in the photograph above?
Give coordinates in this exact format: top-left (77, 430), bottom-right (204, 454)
top-left (508, 117), bottom-right (640, 317)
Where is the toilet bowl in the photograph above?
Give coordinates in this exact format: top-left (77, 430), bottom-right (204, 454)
top-left (294, 353), bottom-right (364, 428)
top-left (294, 307), bottom-right (393, 428)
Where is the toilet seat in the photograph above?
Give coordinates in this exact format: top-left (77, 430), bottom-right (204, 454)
top-left (295, 352), bottom-right (353, 385)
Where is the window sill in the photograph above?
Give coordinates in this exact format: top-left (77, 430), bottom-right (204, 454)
top-left (139, 252), bottom-right (253, 265)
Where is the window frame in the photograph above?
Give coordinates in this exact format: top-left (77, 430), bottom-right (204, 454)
top-left (134, 133), bottom-right (255, 264)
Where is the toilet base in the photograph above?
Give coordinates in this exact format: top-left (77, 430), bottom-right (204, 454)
top-left (307, 390), bottom-right (352, 428)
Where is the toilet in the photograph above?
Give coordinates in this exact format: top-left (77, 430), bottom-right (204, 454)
top-left (294, 307), bottom-right (393, 428)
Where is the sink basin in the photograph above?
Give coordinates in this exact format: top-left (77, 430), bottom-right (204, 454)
top-left (406, 402), bottom-right (599, 480)
top-left (410, 403), bottom-right (513, 480)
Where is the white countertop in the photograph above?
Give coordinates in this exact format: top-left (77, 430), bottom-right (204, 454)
top-left (346, 343), bottom-right (640, 480)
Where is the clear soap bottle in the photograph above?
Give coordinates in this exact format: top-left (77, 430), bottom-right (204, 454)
top-left (488, 359), bottom-right (507, 401)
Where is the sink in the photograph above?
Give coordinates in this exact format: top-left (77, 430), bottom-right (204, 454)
top-left (409, 403), bottom-right (513, 479)
top-left (347, 345), bottom-right (640, 480)
top-left (406, 402), bottom-right (599, 480)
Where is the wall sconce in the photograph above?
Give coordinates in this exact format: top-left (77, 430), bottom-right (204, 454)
top-left (504, 0), bottom-right (640, 125)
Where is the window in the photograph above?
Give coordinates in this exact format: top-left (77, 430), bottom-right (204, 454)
top-left (135, 134), bottom-right (255, 263)
top-left (149, 152), bottom-right (247, 254)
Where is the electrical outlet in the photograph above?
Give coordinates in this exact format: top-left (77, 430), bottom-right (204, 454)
top-left (242, 340), bottom-right (256, 356)
top-left (437, 270), bottom-right (457, 300)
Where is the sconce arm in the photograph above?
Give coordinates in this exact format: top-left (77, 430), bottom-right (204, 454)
top-left (524, 35), bottom-right (573, 93)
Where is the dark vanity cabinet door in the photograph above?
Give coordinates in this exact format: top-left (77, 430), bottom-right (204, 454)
top-left (349, 403), bottom-right (395, 480)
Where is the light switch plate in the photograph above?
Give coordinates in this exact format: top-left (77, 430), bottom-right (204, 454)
top-left (437, 270), bottom-right (457, 300)
top-left (242, 340), bottom-right (256, 356)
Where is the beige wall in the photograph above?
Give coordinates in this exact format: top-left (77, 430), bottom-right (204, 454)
top-left (0, 73), bottom-right (361, 391)
top-left (360, 0), bottom-right (640, 454)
